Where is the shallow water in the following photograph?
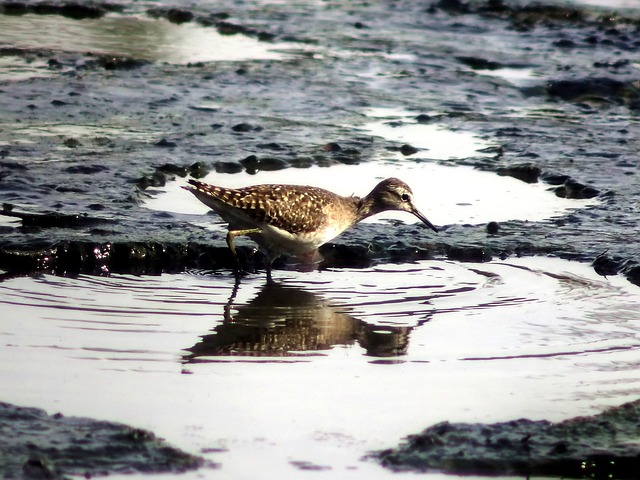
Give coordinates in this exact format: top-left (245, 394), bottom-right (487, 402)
top-left (2, 257), bottom-right (639, 478)
top-left (0, 12), bottom-right (297, 66)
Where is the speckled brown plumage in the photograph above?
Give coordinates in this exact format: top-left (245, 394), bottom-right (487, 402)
top-left (183, 177), bottom-right (438, 272)
top-left (185, 180), bottom-right (357, 234)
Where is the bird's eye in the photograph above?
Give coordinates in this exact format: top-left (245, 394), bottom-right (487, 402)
top-left (401, 193), bottom-right (411, 202)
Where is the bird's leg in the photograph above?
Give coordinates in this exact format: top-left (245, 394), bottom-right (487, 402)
top-left (266, 263), bottom-right (274, 285)
top-left (226, 228), bottom-right (261, 272)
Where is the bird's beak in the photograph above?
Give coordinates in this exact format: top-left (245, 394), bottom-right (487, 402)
top-left (411, 207), bottom-right (438, 233)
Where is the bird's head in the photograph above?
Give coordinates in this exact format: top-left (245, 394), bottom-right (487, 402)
top-left (363, 178), bottom-right (438, 233)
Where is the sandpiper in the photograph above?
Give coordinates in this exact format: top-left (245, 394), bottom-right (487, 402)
top-left (183, 177), bottom-right (438, 276)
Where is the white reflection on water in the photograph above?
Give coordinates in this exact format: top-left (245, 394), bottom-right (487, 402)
top-left (0, 12), bottom-right (298, 65)
top-left (0, 257), bottom-right (639, 479)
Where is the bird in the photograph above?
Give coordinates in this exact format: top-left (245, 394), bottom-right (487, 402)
top-left (183, 177), bottom-right (438, 278)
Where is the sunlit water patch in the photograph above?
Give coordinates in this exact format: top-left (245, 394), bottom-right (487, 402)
top-left (0, 12), bottom-right (301, 65)
top-left (361, 107), bottom-right (496, 160)
top-left (472, 66), bottom-right (542, 87)
top-left (569, 0), bottom-right (640, 9)
top-left (145, 106), bottom-right (596, 226)
top-left (1, 257), bottom-right (639, 479)
top-left (145, 160), bottom-right (597, 228)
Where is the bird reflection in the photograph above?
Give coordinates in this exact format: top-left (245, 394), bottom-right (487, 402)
top-left (183, 280), bottom-right (422, 362)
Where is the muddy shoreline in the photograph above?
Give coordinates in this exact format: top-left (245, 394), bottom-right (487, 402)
top-left (1, 0), bottom-right (639, 285)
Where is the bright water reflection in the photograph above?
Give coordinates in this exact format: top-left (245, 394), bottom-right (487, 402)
top-left (0, 12), bottom-right (296, 65)
top-left (1, 257), bottom-right (639, 479)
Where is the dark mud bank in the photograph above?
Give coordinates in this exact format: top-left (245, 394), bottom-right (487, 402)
top-left (375, 399), bottom-right (640, 479)
top-left (0, 401), bottom-right (205, 479)
top-left (0, 0), bottom-right (639, 284)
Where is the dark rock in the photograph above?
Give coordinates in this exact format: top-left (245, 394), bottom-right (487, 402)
top-left (509, 4), bottom-right (585, 26)
top-left (322, 142), bottom-right (342, 152)
top-left (97, 56), bottom-right (150, 70)
top-left (388, 247), bottom-right (432, 263)
top-left (188, 161), bottom-right (210, 178)
top-left (542, 77), bottom-right (640, 108)
top-left (157, 163), bottom-right (188, 176)
top-left (0, 209), bottom-right (106, 229)
top-left (55, 185), bottom-right (86, 193)
top-left (319, 243), bottom-right (373, 269)
top-left (540, 173), bottom-right (570, 185)
top-left (257, 157), bottom-right (288, 171)
top-left (334, 154), bottom-right (360, 165)
top-left (239, 155), bottom-right (287, 174)
top-left (553, 38), bottom-right (576, 48)
top-left (239, 154), bottom-right (259, 172)
top-left (65, 164), bottom-right (109, 175)
top-left (155, 139), bottom-right (178, 148)
top-left (622, 263), bottom-right (640, 287)
top-left (231, 123), bottom-right (261, 132)
top-left (446, 245), bottom-right (492, 262)
top-left (430, 0), bottom-right (471, 14)
top-left (288, 157), bottom-right (315, 168)
top-left (592, 250), bottom-right (619, 277)
top-left (215, 161), bottom-right (243, 174)
top-left (400, 144), bottom-right (419, 156)
top-left (456, 56), bottom-right (502, 70)
top-left (495, 127), bottom-right (522, 137)
top-left (486, 221), bottom-right (499, 235)
top-left (593, 59), bottom-right (629, 69)
top-left (62, 137), bottom-right (81, 148)
top-left (257, 142), bottom-right (286, 151)
top-left (1, 2), bottom-right (30, 15)
top-left (147, 7), bottom-right (194, 24)
top-left (30, 3), bottom-right (106, 20)
top-left (497, 163), bottom-right (541, 183)
top-left (553, 179), bottom-right (600, 199)
top-left (0, 401), bottom-right (204, 478)
top-left (216, 21), bottom-right (251, 36)
top-left (414, 114), bottom-right (432, 123)
top-left (376, 399), bottom-right (640, 479)
top-left (137, 171), bottom-right (166, 189)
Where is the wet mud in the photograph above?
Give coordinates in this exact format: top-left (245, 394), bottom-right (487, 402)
top-left (0, 401), bottom-right (205, 479)
top-left (0, 0), bottom-right (639, 285)
top-left (376, 399), bottom-right (640, 479)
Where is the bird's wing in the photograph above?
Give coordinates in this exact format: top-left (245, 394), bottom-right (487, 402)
top-left (184, 180), bottom-right (339, 234)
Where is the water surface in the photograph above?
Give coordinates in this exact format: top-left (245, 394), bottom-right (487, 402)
top-left (2, 257), bottom-right (639, 478)
top-left (0, 12), bottom-right (298, 66)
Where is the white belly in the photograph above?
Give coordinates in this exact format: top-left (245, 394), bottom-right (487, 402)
top-left (253, 224), bottom-right (344, 258)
